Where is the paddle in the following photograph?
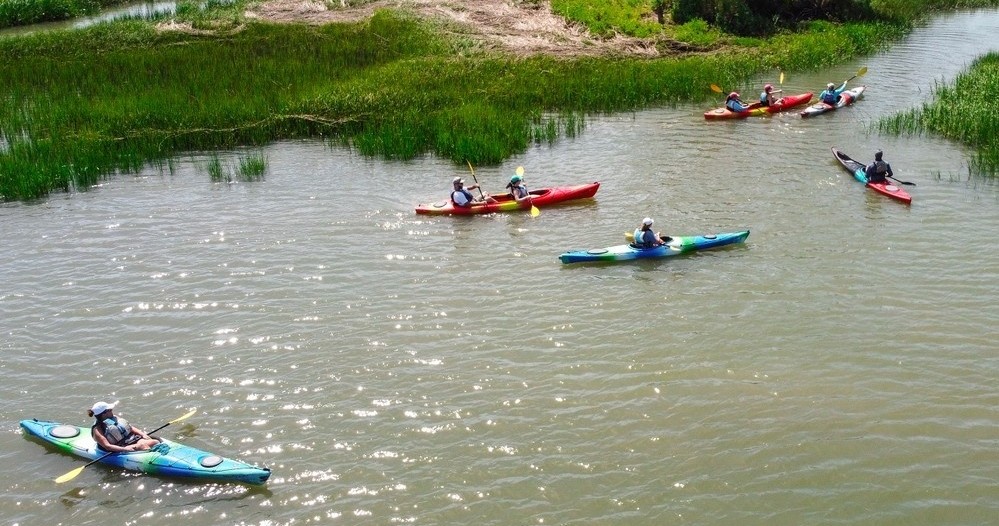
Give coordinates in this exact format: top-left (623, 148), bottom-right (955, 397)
top-left (514, 166), bottom-right (540, 217)
top-left (465, 160), bottom-right (486, 200)
top-left (888, 175), bottom-right (916, 186)
top-left (55, 408), bottom-right (197, 484)
top-left (846, 66), bottom-right (868, 84)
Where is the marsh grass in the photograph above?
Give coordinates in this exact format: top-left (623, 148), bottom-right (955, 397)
top-left (878, 52), bottom-right (999, 176)
top-left (0, 10), bottom-right (898, 201)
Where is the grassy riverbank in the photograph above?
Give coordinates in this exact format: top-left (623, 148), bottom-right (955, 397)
top-left (878, 52), bottom-right (999, 176)
top-left (0, 4), bottom-right (897, 201)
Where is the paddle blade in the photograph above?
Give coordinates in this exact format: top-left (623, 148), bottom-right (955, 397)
top-left (516, 166), bottom-right (524, 177)
top-left (55, 466), bottom-right (86, 484)
top-left (530, 205), bottom-right (540, 218)
top-left (779, 72), bottom-right (785, 84)
top-left (466, 160), bottom-right (475, 175)
top-left (857, 66), bottom-right (868, 78)
top-left (710, 84), bottom-right (723, 93)
top-left (169, 408), bottom-right (197, 425)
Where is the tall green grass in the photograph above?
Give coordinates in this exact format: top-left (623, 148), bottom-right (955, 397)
top-left (0, 11), bottom-right (898, 201)
top-left (878, 52), bottom-right (999, 176)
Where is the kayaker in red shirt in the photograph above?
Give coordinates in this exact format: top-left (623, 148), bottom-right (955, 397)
top-left (88, 401), bottom-right (161, 453)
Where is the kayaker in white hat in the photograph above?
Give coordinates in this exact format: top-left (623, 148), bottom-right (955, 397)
top-left (820, 80), bottom-right (847, 105)
top-left (633, 217), bottom-right (666, 248)
top-left (450, 177), bottom-right (492, 208)
top-left (88, 401), bottom-right (160, 453)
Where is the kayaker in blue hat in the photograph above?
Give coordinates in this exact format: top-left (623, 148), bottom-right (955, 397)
top-left (88, 401), bottom-right (160, 453)
top-left (865, 150), bottom-right (893, 184)
top-left (506, 173), bottom-right (531, 204)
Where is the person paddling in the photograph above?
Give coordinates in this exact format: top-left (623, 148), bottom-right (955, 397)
top-left (819, 80), bottom-right (848, 105)
top-left (865, 150), bottom-right (894, 184)
top-left (759, 83), bottom-right (782, 107)
top-left (725, 92), bottom-right (752, 113)
top-left (506, 173), bottom-right (532, 205)
top-left (450, 177), bottom-right (492, 208)
top-left (88, 401), bottom-right (160, 453)
top-left (633, 217), bottom-right (666, 248)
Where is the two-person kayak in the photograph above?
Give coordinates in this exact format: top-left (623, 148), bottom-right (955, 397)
top-left (800, 86), bottom-right (866, 118)
top-left (415, 182), bottom-right (600, 215)
top-left (831, 148), bottom-right (912, 204)
top-left (559, 230), bottom-right (750, 264)
top-left (703, 93), bottom-right (813, 120)
top-left (21, 418), bottom-right (271, 485)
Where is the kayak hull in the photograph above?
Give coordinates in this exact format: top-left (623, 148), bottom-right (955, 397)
top-left (800, 86), bottom-right (866, 118)
top-left (415, 182), bottom-right (600, 215)
top-left (703, 93), bottom-right (813, 120)
top-left (20, 419), bottom-right (271, 485)
top-left (559, 230), bottom-right (750, 264)
top-left (831, 147), bottom-right (912, 204)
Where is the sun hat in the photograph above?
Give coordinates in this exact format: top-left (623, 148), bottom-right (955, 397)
top-left (452, 177), bottom-right (464, 185)
top-left (728, 92), bottom-right (739, 100)
top-left (642, 217), bottom-right (654, 226)
top-left (764, 84), bottom-right (773, 92)
top-left (90, 401), bottom-right (116, 416)
top-left (827, 82), bottom-right (835, 89)
top-left (511, 174), bottom-right (523, 184)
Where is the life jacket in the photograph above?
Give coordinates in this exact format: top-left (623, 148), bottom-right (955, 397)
top-left (759, 91), bottom-right (770, 106)
top-left (872, 160), bottom-right (888, 174)
top-left (633, 228), bottom-right (657, 248)
top-left (511, 183), bottom-right (529, 199)
top-left (451, 189), bottom-right (475, 207)
top-left (93, 416), bottom-right (138, 447)
top-left (820, 89), bottom-right (839, 105)
top-left (726, 99), bottom-right (745, 112)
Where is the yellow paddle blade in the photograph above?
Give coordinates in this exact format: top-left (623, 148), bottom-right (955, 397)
top-left (710, 84), bottom-right (723, 93)
top-left (779, 72), bottom-right (785, 84)
top-left (168, 408), bottom-right (197, 425)
top-left (856, 66), bottom-right (868, 77)
top-left (466, 160), bottom-right (475, 175)
top-left (516, 166), bottom-right (524, 177)
top-left (530, 205), bottom-right (540, 218)
top-left (55, 466), bottom-right (86, 484)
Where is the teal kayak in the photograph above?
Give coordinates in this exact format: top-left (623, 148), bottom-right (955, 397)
top-left (559, 230), bottom-right (749, 264)
top-left (20, 419), bottom-right (271, 485)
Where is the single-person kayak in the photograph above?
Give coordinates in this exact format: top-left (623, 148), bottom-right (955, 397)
top-left (20, 419), bottom-right (271, 485)
top-left (703, 93), bottom-right (813, 120)
top-left (415, 182), bottom-right (600, 215)
top-left (831, 148), bottom-right (912, 204)
top-left (559, 230), bottom-right (749, 264)
top-left (800, 86), bottom-right (866, 118)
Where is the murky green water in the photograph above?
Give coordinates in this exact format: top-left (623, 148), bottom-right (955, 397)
top-left (1, 9), bottom-right (998, 526)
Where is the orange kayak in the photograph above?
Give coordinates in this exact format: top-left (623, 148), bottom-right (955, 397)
top-left (704, 92), bottom-right (813, 120)
top-left (415, 182), bottom-right (600, 215)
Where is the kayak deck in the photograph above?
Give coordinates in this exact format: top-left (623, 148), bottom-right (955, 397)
top-left (20, 419), bottom-right (271, 485)
top-left (800, 86), bottom-right (865, 118)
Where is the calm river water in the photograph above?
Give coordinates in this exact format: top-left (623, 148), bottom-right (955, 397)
top-left (2, 10), bottom-right (998, 526)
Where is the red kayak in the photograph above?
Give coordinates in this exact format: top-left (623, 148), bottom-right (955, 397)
top-left (704, 92), bottom-right (813, 120)
top-left (832, 148), bottom-right (912, 204)
top-left (415, 182), bottom-right (600, 215)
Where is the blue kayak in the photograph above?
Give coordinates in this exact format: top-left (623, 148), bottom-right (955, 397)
top-left (559, 230), bottom-right (750, 264)
top-left (21, 419), bottom-right (271, 485)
